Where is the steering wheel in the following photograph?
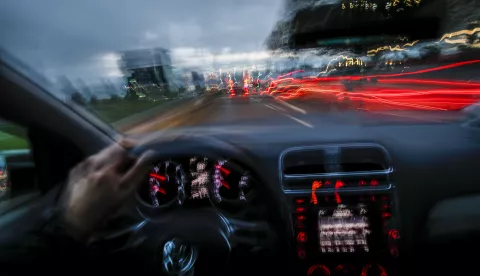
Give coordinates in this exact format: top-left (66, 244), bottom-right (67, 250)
top-left (91, 133), bottom-right (285, 275)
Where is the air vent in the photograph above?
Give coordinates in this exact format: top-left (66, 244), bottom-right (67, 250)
top-left (280, 144), bottom-right (392, 191)
top-left (281, 144), bottom-right (391, 177)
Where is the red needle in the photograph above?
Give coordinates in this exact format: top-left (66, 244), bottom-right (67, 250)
top-left (216, 165), bottom-right (231, 176)
top-left (152, 185), bottom-right (166, 194)
top-left (150, 173), bottom-right (166, 181)
top-left (221, 180), bottom-right (230, 189)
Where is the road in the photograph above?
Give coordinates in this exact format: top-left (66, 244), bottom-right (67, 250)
top-left (126, 92), bottom-right (469, 134)
top-left (121, 61), bottom-right (480, 133)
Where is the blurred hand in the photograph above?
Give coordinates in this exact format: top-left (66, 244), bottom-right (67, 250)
top-left (61, 140), bottom-right (153, 241)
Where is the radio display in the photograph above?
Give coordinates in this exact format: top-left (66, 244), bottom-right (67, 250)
top-left (318, 204), bottom-right (371, 253)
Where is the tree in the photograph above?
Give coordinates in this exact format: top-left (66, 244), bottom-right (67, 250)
top-left (124, 87), bottom-right (139, 101)
top-left (57, 75), bottom-right (78, 98)
top-left (75, 78), bottom-right (93, 98)
top-left (109, 93), bottom-right (120, 102)
top-left (70, 92), bottom-right (86, 105)
top-left (89, 95), bottom-right (99, 105)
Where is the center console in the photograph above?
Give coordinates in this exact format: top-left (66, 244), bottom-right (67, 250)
top-left (280, 144), bottom-right (400, 276)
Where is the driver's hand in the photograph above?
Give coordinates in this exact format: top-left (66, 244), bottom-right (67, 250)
top-left (61, 140), bottom-right (153, 241)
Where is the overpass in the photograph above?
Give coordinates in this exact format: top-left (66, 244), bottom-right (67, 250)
top-left (266, 0), bottom-right (448, 52)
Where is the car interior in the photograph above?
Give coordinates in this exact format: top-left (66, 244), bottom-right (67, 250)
top-left (2, 6), bottom-right (480, 276)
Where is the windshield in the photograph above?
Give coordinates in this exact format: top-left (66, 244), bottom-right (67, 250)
top-left (1, 0), bottom-right (479, 133)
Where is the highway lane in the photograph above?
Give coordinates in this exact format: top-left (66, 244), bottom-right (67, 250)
top-left (138, 94), bottom-right (443, 132)
top-left (173, 95), bottom-right (311, 128)
top-left (127, 84), bottom-right (472, 134)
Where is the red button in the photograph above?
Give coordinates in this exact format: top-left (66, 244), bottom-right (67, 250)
top-left (382, 212), bottom-right (392, 219)
top-left (297, 232), bottom-right (308, 242)
top-left (294, 220), bottom-right (305, 228)
top-left (296, 207), bottom-right (306, 213)
top-left (390, 246), bottom-right (399, 258)
top-left (380, 204), bottom-right (390, 210)
top-left (296, 215), bottom-right (307, 221)
top-left (297, 248), bottom-right (306, 259)
top-left (389, 229), bottom-right (400, 239)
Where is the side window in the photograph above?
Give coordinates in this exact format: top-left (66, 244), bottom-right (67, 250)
top-left (0, 120), bottom-right (38, 206)
top-left (0, 122), bottom-right (29, 151)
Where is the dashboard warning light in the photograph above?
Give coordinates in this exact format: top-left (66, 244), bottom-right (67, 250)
top-left (297, 232), bottom-right (308, 242)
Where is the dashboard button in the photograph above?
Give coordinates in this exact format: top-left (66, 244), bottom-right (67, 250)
top-left (296, 206), bottom-right (306, 213)
top-left (297, 232), bottom-right (308, 242)
top-left (389, 229), bottom-right (400, 240)
top-left (390, 245), bottom-right (399, 258)
top-left (294, 197), bottom-right (308, 205)
top-left (297, 247), bottom-right (306, 259)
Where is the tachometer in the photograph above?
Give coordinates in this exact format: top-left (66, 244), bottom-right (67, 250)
top-left (138, 161), bottom-right (185, 208)
top-left (212, 160), bottom-right (250, 203)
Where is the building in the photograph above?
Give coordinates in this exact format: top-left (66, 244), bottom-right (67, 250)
top-left (118, 48), bottom-right (175, 92)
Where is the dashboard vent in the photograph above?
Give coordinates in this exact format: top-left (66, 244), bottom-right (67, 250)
top-left (280, 144), bottom-right (392, 191)
top-left (281, 144), bottom-right (392, 178)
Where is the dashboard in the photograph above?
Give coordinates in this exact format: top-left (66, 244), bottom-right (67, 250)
top-left (130, 120), bottom-right (480, 276)
top-left (137, 156), bottom-right (255, 213)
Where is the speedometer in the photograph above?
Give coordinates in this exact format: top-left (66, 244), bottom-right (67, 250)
top-left (138, 161), bottom-right (185, 208)
top-left (212, 160), bottom-right (250, 203)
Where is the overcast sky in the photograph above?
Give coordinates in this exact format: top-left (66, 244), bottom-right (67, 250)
top-left (0, 0), bottom-right (284, 84)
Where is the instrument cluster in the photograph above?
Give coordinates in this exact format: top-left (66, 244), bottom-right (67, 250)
top-left (137, 156), bottom-right (254, 213)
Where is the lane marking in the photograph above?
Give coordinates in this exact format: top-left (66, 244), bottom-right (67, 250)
top-left (264, 104), bottom-right (279, 111)
top-left (275, 99), bottom-right (307, 114)
top-left (264, 104), bottom-right (275, 110)
top-left (284, 114), bottom-right (314, 128)
top-left (273, 104), bottom-right (285, 111)
top-left (264, 103), bottom-right (286, 112)
top-left (264, 103), bottom-right (312, 128)
top-left (194, 99), bottom-right (204, 106)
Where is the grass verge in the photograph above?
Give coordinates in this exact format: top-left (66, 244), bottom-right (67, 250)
top-left (87, 100), bottom-right (166, 123)
top-left (0, 125), bottom-right (29, 151)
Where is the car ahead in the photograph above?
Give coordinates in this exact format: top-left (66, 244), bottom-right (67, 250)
top-left (229, 82), bottom-right (250, 102)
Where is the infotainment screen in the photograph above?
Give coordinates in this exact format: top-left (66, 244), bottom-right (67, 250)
top-left (318, 203), bottom-right (371, 253)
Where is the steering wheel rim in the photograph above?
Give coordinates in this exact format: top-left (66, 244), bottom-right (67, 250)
top-left (95, 133), bottom-right (281, 274)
